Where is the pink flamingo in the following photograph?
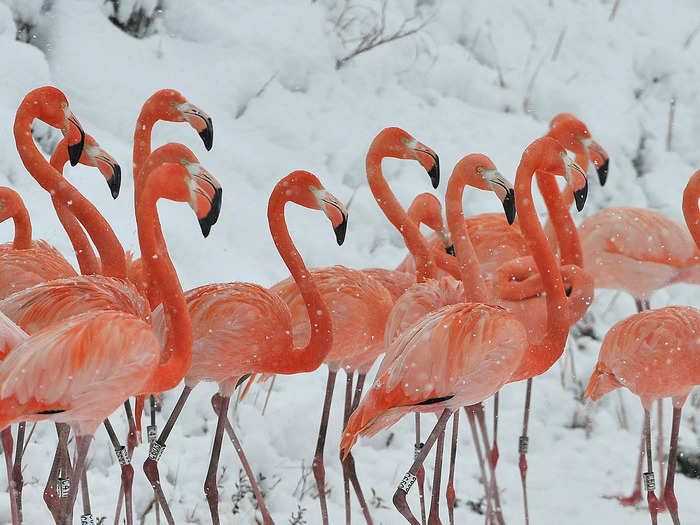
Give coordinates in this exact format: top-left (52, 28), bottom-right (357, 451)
top-left (0, 157), bottom-right (216, 524)
top-left (583, 170), bottom-right (700, 525)
top-left (141, 171), bottom-right (347, 525)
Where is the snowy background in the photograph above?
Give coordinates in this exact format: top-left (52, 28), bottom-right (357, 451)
top-left (0, 0), bottom-right (699, 523)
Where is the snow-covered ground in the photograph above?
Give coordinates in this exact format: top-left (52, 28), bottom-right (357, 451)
top-left (0, 0), bottom-right (699, 523)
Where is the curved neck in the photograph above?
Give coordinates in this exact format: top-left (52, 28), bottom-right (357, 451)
top-left (535, 172), bottom-right (583, 267)
top-left (267, 189), bottom-right (332, 372)
top-left (14, 108), bottom-right (126, 278)
top-left (366, 151), bottom-right (438, 282)
top-left (683, 170), bottom-right (700, 249)
top-left (515, 150), bottom-right (569, 340)
top-left (444, 173), bottom-right (489, 302)
top-left (136, 174), bottom-right (192, 391)
top-left (133, 109), bottom-right (158, 184)
top-left (5, 199), bottom-right (32, 250)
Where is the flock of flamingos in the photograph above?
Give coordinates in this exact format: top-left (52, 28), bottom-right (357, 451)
top-left (0, 85), bottom-right (696, 525)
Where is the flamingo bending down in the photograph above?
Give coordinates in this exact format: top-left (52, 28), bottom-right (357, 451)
top-left (0, 159), bottom-right (217, 524)
top-left (142, 171), bottom-right (348, 525)
top-left (584, 168), bottom-right (700, 525)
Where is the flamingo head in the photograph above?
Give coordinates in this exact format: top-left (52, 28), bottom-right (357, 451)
top-left (82, 135), bottom-right (121, 199)
top-left (536, 137), bottom-right (588, 212)
top-left (370, 127), bottom-right (440, 188)
top-left (0, 188), bottom-right (22, 223)
top-left (588, 139), bottom-right (610, 186)
top-left (584, 363), bottom-right (622, 402)
top-left (181, 160), bottom-right (222, 237)
top-left (146, 89), bottom-right (214, 151)
top-left (407, 193), bottom-right (445, 233)
top-left (30, 87), bottom-right (86, 167)
top-left (453, 154), bottom-right (516, 225)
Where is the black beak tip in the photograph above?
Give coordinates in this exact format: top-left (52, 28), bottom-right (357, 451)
top-left (428, 161), bottom-right (440, 189)
top-left (68, 142), bottom-right (83, 167)
top-left (574, 181), bottom-right (588, 212)
top-left (597, 158), bottom-right (609, 187)
top-left (565, 285), bottom-right (573, 297)
top-left (334, 217), bottom-right (348, 246)
top-left (198, 189), bottom-right (222, 239)
top-left (503, 189), bottom-right (516, 225)
top-left (108, 164), bottom-right (121, 199)
top-left (199, 118), bottom-right (214, 151)
top-left (445, 244), bottom-right (456, 257)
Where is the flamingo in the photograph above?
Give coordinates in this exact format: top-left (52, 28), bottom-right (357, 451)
top-left (583, 169), bottom-right (700, 525)
top-left (139, 171), bottom-right (348, 525)
top-left (0, 157), bottom-right (217, 524)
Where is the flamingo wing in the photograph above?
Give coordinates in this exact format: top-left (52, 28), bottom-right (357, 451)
top-left (0, 276), bottom-right (150, 334)
top-left (0, 310), bottom-right (159, 434)
top-left (0, 311), bottom-right (28, 360)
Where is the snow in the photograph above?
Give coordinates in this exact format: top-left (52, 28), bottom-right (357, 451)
top-left (0, 0), bottom-right (698, 523)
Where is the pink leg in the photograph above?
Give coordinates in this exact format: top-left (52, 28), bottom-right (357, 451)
top-left (394, 409), bottom-right (453, 525)
top-left (80, 463), bottom-right (93, 521)
top-left (464, 407), bottom-right (492, 522)
top-left (427, 417), bottom-right (446, 525)
top-left (204, 394), bottom-right (229, 525)
top-left (211, 393), bottom-right (274, 525)
top-left (104, 418), bottom-right (134, 525)
top-left (59, 434), bottom-right (93, 525)
top-left (1, 428), bottom-right (19, 525)
top-left (446, 411), bottom-right (458, 525)
top-left (656, 399), bottom-right (665, 504)
top-left (519, 378), bottom-right (533, 525)
top-left (44, 424), bottom-right (66, 524)
top-left (342, 373), bottom-right (353, 525)
top-left (663, 406), bottom-right (682, 525)
top-left (643, 408), bottom-right (661, 525)
top-left (12, 422), bottom-right (24, 522)
top-left (124, 400), bottom-right (138, 458)
top-left (143, 386), bottom-right (193, 525)
top-left (313, 369), bottom-right (337, 525)
top-left (341, 372), bottom-right (374, 525)
top-left (491, 392), bottom-right (499, 469)
top-left (149, 395), bottom-right (161, 525)
top-left (350, 373), bottom-right (366, 412)
top-left (415, 413), bottom-right (427, 525)
top-left (474, 404), bottom-right (504, 525)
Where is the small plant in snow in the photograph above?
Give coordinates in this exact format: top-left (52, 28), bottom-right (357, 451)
top-left (369, 487), bottom-right (390, 509)
top-left (288, 504), bottom-right (307, 525)
top-left (103, 0), bottom-right (163, 38)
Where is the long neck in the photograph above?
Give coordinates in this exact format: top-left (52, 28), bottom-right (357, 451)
top-left (267, 191), bottom-right (332, 372)
top-left (535, 172), bottom-right (583, 267)
top-left (366, 151), bottom-right (438, 282)
top-left (515, 151), bottom-right (569, 341)
top-left (133, 109), bottom-right (158, 184)
top-left (6, 199), bottom-right (32, 250)
top-left (683, 170), bottom-right (700, 249)
top-left (49, 151), bottom-right (102, 275)
top-left (137, 180), bottom-right (192, 391)
top-left (14, 110), bottom-right (126, 278)
top-left (445, 174), bottom-right (489, 302)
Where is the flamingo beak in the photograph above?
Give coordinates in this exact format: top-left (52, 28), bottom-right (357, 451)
top-left (414, 142), bottom-right (440, 188)
top-left (334, 213), bottom-right (348, 245)
top-left (565, 159), bottom-right (588, 211)
top-left (198, 187), bottom-right (222, 238)
top-left (65, 113), bottom-right (85, 167)
top-left (94, 150), bottom-right (121, 199)
top-left (597, 158), bottom-right (609, 186)
top-left (181, 104), bottom-right (213, 151)
top-left (445, 244), bottom-right (456, 256)
top-left (502, 188), bottom-right (516, 225)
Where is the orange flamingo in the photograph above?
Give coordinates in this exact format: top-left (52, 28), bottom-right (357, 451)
top-left (3, 131), bottom-right (220, 524)
top-left (583, 169), bottom-right (700, 525)
top-left (0, 158), bottom-right (215, 524)
top-left (141, 171), bottom-right (347, 525)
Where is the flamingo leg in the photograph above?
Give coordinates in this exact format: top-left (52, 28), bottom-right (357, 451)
top-left (491, 392), bottom-right (499, 469)
top-left (446, 411), bottom-right (459, 525)
top-left (44, 424), bottom-right (66, 524)
top-left (519, 378), bottom-right (533, 525)
top-left (474, 404), bottom-right (504, 525)
top-left (643, 408), bottom-right (660, 525)
top-left (1, 428), bottom-right (19, 525)
top-left (342, 373), bottom-right (353, 525)
top-left (351, 373), bottom-right (366, 412)
top-left (211, 393), bottom-right (274, 525)
top-left (464, 407), bottom-right (492, 523)
top-left (204, 394), bottom-right (229, 525)
top-left (124, 400), bottom-right (138, 458)
top-left (427, 415), bottom-right (446, 525)
top-left (656, 399), bottom-right (665, 502)
top-left (313, 368), bottom-right (337, 525)
top-left (663, 406), bottom-right (682, 525)
top-left (149, 395), bottom-right (161, 525)
top-left (80, 462), bottom-right (93, 521)
top-left (12, 422), bottom-right (25, 522)
top-left (341, 372), bottom-right (374, 525)
top-left (59, 434), bottom-right (93, 525)
top-left (393, 409), bottom-right (453, 525)
top-left (415, 413), bottom-right (427, 525)
top-left (143, 385), bottom-right (193, 525)
top-left (104, 418), bottom-right (134, 525)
